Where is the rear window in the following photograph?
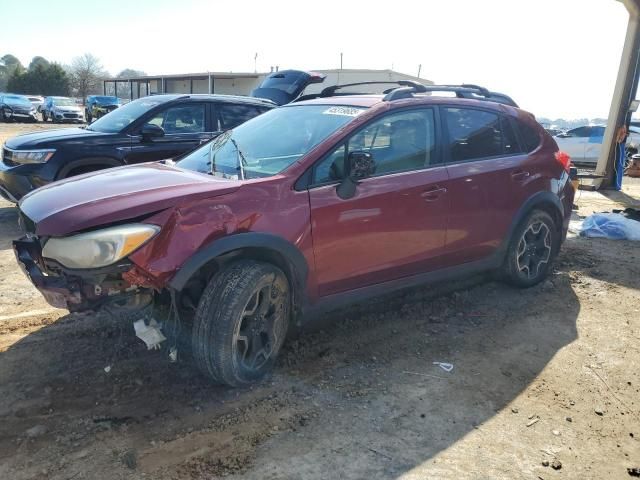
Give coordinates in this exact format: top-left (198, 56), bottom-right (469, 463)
top-left (517, 121), bottom-right (541, 152)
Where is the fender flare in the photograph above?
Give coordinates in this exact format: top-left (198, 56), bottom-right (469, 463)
top-left (57, 157), bottom-right (123, 180)
top-left (168, 232), bottom-right (309, 292)
top-left (498, 190), bottom-right (565, 255)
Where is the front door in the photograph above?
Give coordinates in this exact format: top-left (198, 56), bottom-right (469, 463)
top-left (125, 103), bottom-right (214, 164)
top-left (308, 108), bottom-right (449, 296)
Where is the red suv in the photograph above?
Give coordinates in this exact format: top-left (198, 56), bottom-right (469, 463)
top-left (13, 83), bottom-right (575, 386)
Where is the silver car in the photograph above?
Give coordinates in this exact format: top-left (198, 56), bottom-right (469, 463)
top-left (42, 96), bottom-right (85, 123)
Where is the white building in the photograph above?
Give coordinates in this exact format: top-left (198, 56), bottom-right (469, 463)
top-left (102, 68), bottom-right (433, 99)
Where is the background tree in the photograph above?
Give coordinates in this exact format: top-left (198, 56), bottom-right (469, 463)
top-left (69, 53), bottom-right (107, 104)
top-left (6, 64), bottom-right (27, 93)
top-left (28, 56), bottom-right (50, 71)
top-left (0, 54), bottom-right (24, 91)
top-left (5, 56), bottom-right (70, 96)
top-left (117, 68), bottom-right (146, 78)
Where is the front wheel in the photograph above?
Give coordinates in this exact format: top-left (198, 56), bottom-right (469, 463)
top-left (192, 260), bottom-right (290, 387)
top-left (501, 210), bottom-right (559, 288)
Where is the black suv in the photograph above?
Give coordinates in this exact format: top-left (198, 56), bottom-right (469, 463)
top-left (0, 94), bottom-right (274, 202)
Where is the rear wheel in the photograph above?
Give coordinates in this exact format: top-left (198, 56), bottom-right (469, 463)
top-left (502, 210), bottom-right (558, 288)
top-left (192, 260), bottom-right (290, 386)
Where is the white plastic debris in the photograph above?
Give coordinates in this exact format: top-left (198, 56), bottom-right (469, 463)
top-left (104, 365), bottom-right (112, 373)
top-left (169, 347), bottom-right (178, 363)
top-left (433, 362), bottom-right (454, 372)
top-left (133, 318), bottom-right (166, 350)
top-left (578, 213), bottom-right (640, 240)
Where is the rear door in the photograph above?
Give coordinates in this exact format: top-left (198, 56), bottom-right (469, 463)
top-left (308, 107), bottom-right (450, 296)
top-left (124, 102), bottom-right (212, 164)
top-left (441, 107), bottom-right (528, 264)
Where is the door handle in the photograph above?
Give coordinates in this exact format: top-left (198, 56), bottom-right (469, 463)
top-left (511, 170), bottom-right (530, 181)
top-left (421, 186), bottom-right (448, 201)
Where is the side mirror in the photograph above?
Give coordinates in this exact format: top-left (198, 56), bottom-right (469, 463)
top-left (141, 123), bottom-right (165, 141)
top-left (336, 151), bottom-right (375, 200)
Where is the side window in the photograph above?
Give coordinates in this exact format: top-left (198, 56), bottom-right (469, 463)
top-left (219, 104), bottom-right (260, 129)
top-left (312, 109), bottom-right (437, 184)
top-left (445, 108), bottom-right (502, 162)
top-left (146, 104), bottom-right (205, 134)
top-left (516, 121), bottom-right (542, 152)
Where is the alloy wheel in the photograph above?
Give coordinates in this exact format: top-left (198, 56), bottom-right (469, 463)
top-left (516, 221), bottom-right (551, 279)
top-left (232, 278), bottom-right (287, 372)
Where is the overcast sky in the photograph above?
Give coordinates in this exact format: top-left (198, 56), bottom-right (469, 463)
top-left (1, 0), bottom-right (632, 119)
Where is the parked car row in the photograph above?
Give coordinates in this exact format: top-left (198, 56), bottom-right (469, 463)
top-left (0, 93), bottom-right (125, 125)
top-left (4, 72), bottom-right (577, 387)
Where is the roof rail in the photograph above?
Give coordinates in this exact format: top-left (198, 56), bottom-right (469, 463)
top-left (294, 80), bottom-right (429, 102)
top-left (383, 84), bottom-right (518, 107)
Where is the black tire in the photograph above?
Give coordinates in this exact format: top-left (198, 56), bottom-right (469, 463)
top-left (192, 260), bottom-right (290, 386)
top-left (42, 111), bottom-right (48, 122)
top-left (502, 210), bottom-right (559, 288)
top-left (86, 110), bottom-right (92, 123)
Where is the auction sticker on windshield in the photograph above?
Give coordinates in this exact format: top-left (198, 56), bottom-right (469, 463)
top-left (322, 106), bottom-right (363, 117)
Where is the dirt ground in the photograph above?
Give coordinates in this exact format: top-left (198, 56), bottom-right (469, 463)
top-left (0, 122), bottom-right (639, 479)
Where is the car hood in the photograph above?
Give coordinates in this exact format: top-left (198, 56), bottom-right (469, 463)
top-left (19, 162), bottom-right (241, 236)
top-left (53, 105), bottom-right (82, 112)
top-left (5, 127), bottom-right (112, 148)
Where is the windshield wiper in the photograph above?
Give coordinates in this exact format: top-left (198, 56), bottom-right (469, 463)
top-left (230, 137), bottom-right (247, 180)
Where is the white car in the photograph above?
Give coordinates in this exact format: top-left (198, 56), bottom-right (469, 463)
top-left (27, 95), bottom-right (44, 112)
top-left (554, 125), bottom-right (640, 165)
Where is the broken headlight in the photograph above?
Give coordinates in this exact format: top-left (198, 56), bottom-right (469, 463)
top-left (42, 224), bottom-right (159, 269)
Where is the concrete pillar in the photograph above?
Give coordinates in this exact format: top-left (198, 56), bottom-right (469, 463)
top-left (596, 4), bottom-right (640, 188)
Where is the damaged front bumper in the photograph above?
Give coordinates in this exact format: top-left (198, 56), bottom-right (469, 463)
top-left (13, 236), bottom-right (152, 313)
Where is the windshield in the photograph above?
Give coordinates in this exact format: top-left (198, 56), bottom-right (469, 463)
top-left (4, 95), bottom-right (32, 107)
top-left (177, 104), bottom-right (366, 179)
top-left (53, 98), bottom-right (76, 106)
top-left (88, 97), bottom-right (164, 133)
top-left (94, 96), bottom-right (119, 104)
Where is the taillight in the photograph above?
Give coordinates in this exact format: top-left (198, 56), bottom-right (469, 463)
top-left (555, 151), bottom-right (571, 173)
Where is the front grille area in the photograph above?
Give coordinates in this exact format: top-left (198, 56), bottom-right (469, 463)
top-left (63, 113), bottom-right (80, 119)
